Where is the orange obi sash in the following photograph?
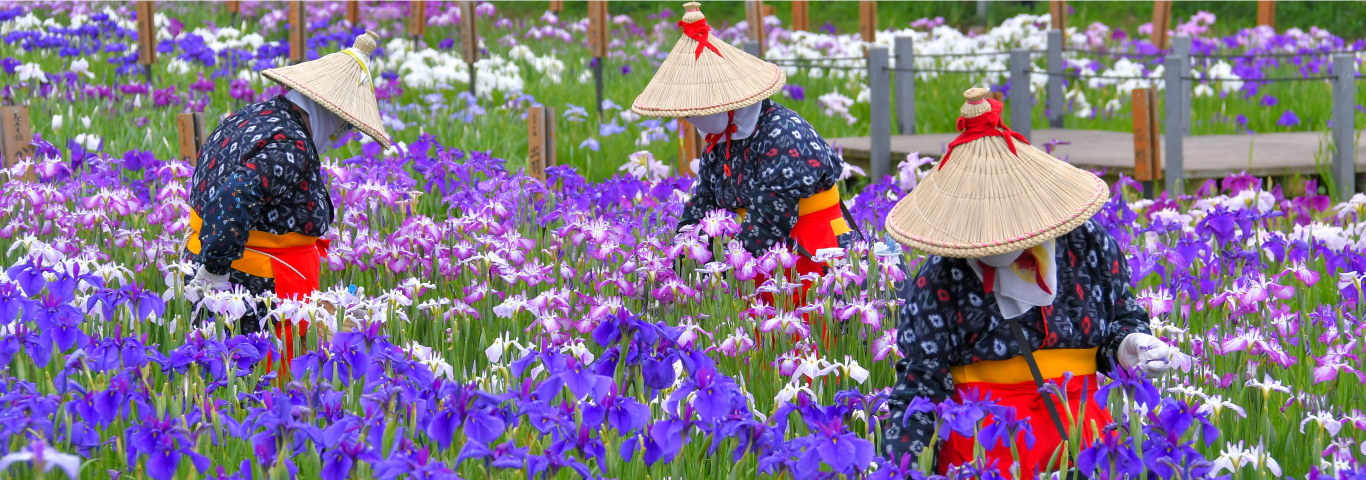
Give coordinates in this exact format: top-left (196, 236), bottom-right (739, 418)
top-left (949, 347), bottom-right (1098, 384)
top-left (734, 186), bottom-right (851, 238)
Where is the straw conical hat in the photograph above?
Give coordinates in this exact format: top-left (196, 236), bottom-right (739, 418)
top-left (262, 31), bottom-right (392, 148)
top-left (631, 2), bottom-right (785, 118)
top-left (884, 88), bottom-right (1110, 258)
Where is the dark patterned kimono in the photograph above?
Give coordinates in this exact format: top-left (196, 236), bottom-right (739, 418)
top-left (184, 95), bottom-right (333, 334)
top-left (676, 99), bottom-right (848, 253)
top-left (882, 220), bottom-right (1151, 462)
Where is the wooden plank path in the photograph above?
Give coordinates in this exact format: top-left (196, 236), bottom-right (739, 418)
top-left (830, 130), bottom-right (1362, 180)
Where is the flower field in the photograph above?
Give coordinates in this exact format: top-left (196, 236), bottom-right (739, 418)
top-left (3, 1), bottom-right (1366, 479)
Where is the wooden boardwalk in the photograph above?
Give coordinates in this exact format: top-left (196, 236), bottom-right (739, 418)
top-left (830, 129), bottom-right (1363, 179)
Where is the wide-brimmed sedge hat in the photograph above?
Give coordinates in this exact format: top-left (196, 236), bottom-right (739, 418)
top-left (631, 2), bottom-right (785, 118)
top-left (884, 87), bottom-right (1110, 258)
top-left (262, 31), bottom-right (392, 148)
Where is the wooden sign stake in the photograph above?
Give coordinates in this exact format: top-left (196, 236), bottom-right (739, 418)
top-left (679, 119), bottom-right (701, 177)
top-left (1048, 1), bottom-right (1066, 37)
top-left (226, 0), bottom-right (240, 24)
top-left (0, 106), bottom-right (35, 182)
top-left (791, 1), bottom-right (809, 32)
top-left (176, 112), bottom-right (207, 167)
top-left (859, 1), bottom-right (877, 55)
top-left (549, 1), bottom-right (563, 12)
top-left (409, 0), bottom-right (427, 39)
top-left (745, 1), bottom-right (766, 57)
top-left (588, 0), bottom-right (609, 118)
top-left (1131, 87), bottom-right (1162, 193)
top-left (1151, 1), bottom-right (1172, 50)
top-left (288, 1), bottom-right (306, 64)
top-left (135, 1), bottom-right (156, 84)
top-left (527, 106), bottom-right (557, 183)
top-left (991, 91), bottom-right (1004, 104)
top-left (346, 1), bottom-right (360, 26)
top-left (1257, 1), bottom-right (1275, 29)
top-left (459, 0), bottom-right (478, 98)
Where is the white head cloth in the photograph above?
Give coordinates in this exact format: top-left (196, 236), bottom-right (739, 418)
top-left (966, 239), bottom-right (1058, 319)
top-left (285, 89), bottom-right (349, 152)
top-left (685, 101), bottom-right (762, 140)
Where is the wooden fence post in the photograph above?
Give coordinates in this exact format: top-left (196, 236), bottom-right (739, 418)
top-left (1164, 55), bottom-right (1183, 194)
top-left (1151, 1), bottom-right (1171, 50)
top-left (791, 1), bottom-right (808, 32)
top-left (1131, 87), bottom-right (1161, 197)
top-left (176, 112), bottom-right (206, 167)
top-left (1048, 1), bottom-right (1066, 35)
top-left (289, 1), bottom-right (306, 63)
top-left (527, 106), bottom-right (556, 182)
top-left (0, 106), bottom-right (35, 182)
top-left (346, 1), bottom-right (360, 26)
top-left (588, 0), bottom-right (609, 117)
top-left (1257, 1), bottom-right (1275, 29)
top-left (226, 1), bottom-right (239, 14)
top-left (745, 1), bottom-right (766, 57)
top-left (549, 1), bottom-right (563, 12)
top-left (859, 1), bottom-right (877, 50)
top-left (409, 1), bottom-right (427, 39)
top-left (135, 1), bottom-right (156, 83)
top-left (678, 119), bottom-right (701, 177)
top-left (459, 0), bottom-right (478, 97)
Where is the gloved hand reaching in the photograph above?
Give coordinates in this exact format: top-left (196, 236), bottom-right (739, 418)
top-left (1117, 333), bottom-right (1175, 378)
top-left (185, 265), bottom-right (232, 302)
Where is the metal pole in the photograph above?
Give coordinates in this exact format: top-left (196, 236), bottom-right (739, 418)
top-left (593, 59), bottom-right (604, 119)
top-left (894, 35), bottom-right (915, 135)
top-left (1046, 30), bottom-right (1064, 128)
top-left (1334, 53), bottom-right (1356, 199)
top-left (1164, 55), bottom-right (1184, 195)
top-left (742, 40), bottom-right (761, 58)
top-left (868, 45), bottom-right (892, 180)
top-left (1173, 35), bottom-right (1192, 136)
top-left (1009, 48), bottom-right (1031, 143)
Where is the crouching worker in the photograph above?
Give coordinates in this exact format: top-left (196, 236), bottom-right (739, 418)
top-left (880, 88), bottom-right (1178, 478)
top-left (637, 2), bottom-right (863, 333)
top-left (182, 31), bottom-right (392, 373)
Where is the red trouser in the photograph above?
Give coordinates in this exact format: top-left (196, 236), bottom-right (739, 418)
top-left (258, 240), bottom-right (330, 378)
top-left (939, 373), bottom-right (1112, 479)
top-left (754, 203), bottom-right (849, 349)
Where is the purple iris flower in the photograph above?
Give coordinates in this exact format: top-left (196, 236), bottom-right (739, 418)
top-left (1093, 364), bottom-right (1162, 408)
top-left (782, 84), bottom-right (806, 101)
top-left (1277, 109), bottom-right (1300, 127)
top-left (127, 412), bottom-right (212, 480)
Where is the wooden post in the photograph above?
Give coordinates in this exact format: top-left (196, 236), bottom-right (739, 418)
top-left (745, 1), bottom-right (766, 57)
top-left (679, 119), bottom-right (701, 176)
top-left (1048, 1), bottom-right (1066, 36)
top-left (346, 1), bottom-right (360, 26)
top-left (409, 1), bottom-right (427, 39)
top-left (288, 1), bottom-right (306, 63)
top-left (226, 1), bottom-right (239, 14)
top-left (527, 106), bottom-right (551, 182)
top-left (0, 106), bottom-right (35, 182)
top-left (991, 91), bottom-right (1004, 103)
top-left (459, 0), bottom-right (478, 97)
top-left (859, 1), bottom-right (877, 46)
top-left (1151, 1), bottom-right (1172, 50)
top-left (1131, 88), bottom-right (1162, 190)
top-left (135, 1), bottom-right (156, 82)
top-left (549, 1), bottom-right (563, 12)
top-left (176, 113), bottom-right (206, 167)
top-left (791, 1), bottom-right (808, 32)
top-left (1257, 1), bottom-right (1275, 29)
top-left (588, 1), bottom-right (609, 117)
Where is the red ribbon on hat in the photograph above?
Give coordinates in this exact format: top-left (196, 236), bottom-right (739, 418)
top-left (937, 98), bottom-right (1030, 170)
top-left (678, 19), bottom-right (722, 60)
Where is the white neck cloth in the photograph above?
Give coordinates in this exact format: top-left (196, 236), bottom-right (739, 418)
top-left (686, 102), bottom-right (762, 140)
top-left (286, 90), bottom-right (349, 152)
top-left (966, 239), bottom-right (1058, 319)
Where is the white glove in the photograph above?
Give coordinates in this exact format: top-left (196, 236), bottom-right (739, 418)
top-left (185, 265), bottom-right (232, 302)
top-left (1118, 333), bottom-right (1174, 378)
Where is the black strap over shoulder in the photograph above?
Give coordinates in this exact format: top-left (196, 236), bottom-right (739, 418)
top-left (1004, 315), bottom-right (1072, 442)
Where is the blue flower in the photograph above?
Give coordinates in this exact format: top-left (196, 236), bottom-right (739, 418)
top-left (578, 138), bottom-right (600, 151)
top-left (1277, 109), bottom-right (1300, 127)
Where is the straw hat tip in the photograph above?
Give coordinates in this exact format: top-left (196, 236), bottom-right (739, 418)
top-left (354, 31), bottom-right (380, 56)
top-left (963, 87), bottom-right (990, 102)
top-left (683, 2), bottom-right (702, 11)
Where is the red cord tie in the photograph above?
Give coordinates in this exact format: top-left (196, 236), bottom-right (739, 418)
top-left (938, 98), bottom-right (1030, 170)
top-left (678, 19), bottom-right (722, 60)
top-left (704, 110), bottom-right (738, 161)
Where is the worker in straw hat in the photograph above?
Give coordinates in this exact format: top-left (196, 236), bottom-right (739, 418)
top-left (880, 88), bottom-right (1180, 477)
top-left (635, 2), bottom-right (863, 320)
top-left (182, 31), bottom-right (391, 372)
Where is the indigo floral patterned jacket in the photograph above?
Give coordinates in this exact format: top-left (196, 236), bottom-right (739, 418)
top-left (881, 220), bottom-right (1151, 462)
top-left (184, 95), bottom-right (333, 331)
top-left (676, 99), bottom-right (846, 253)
